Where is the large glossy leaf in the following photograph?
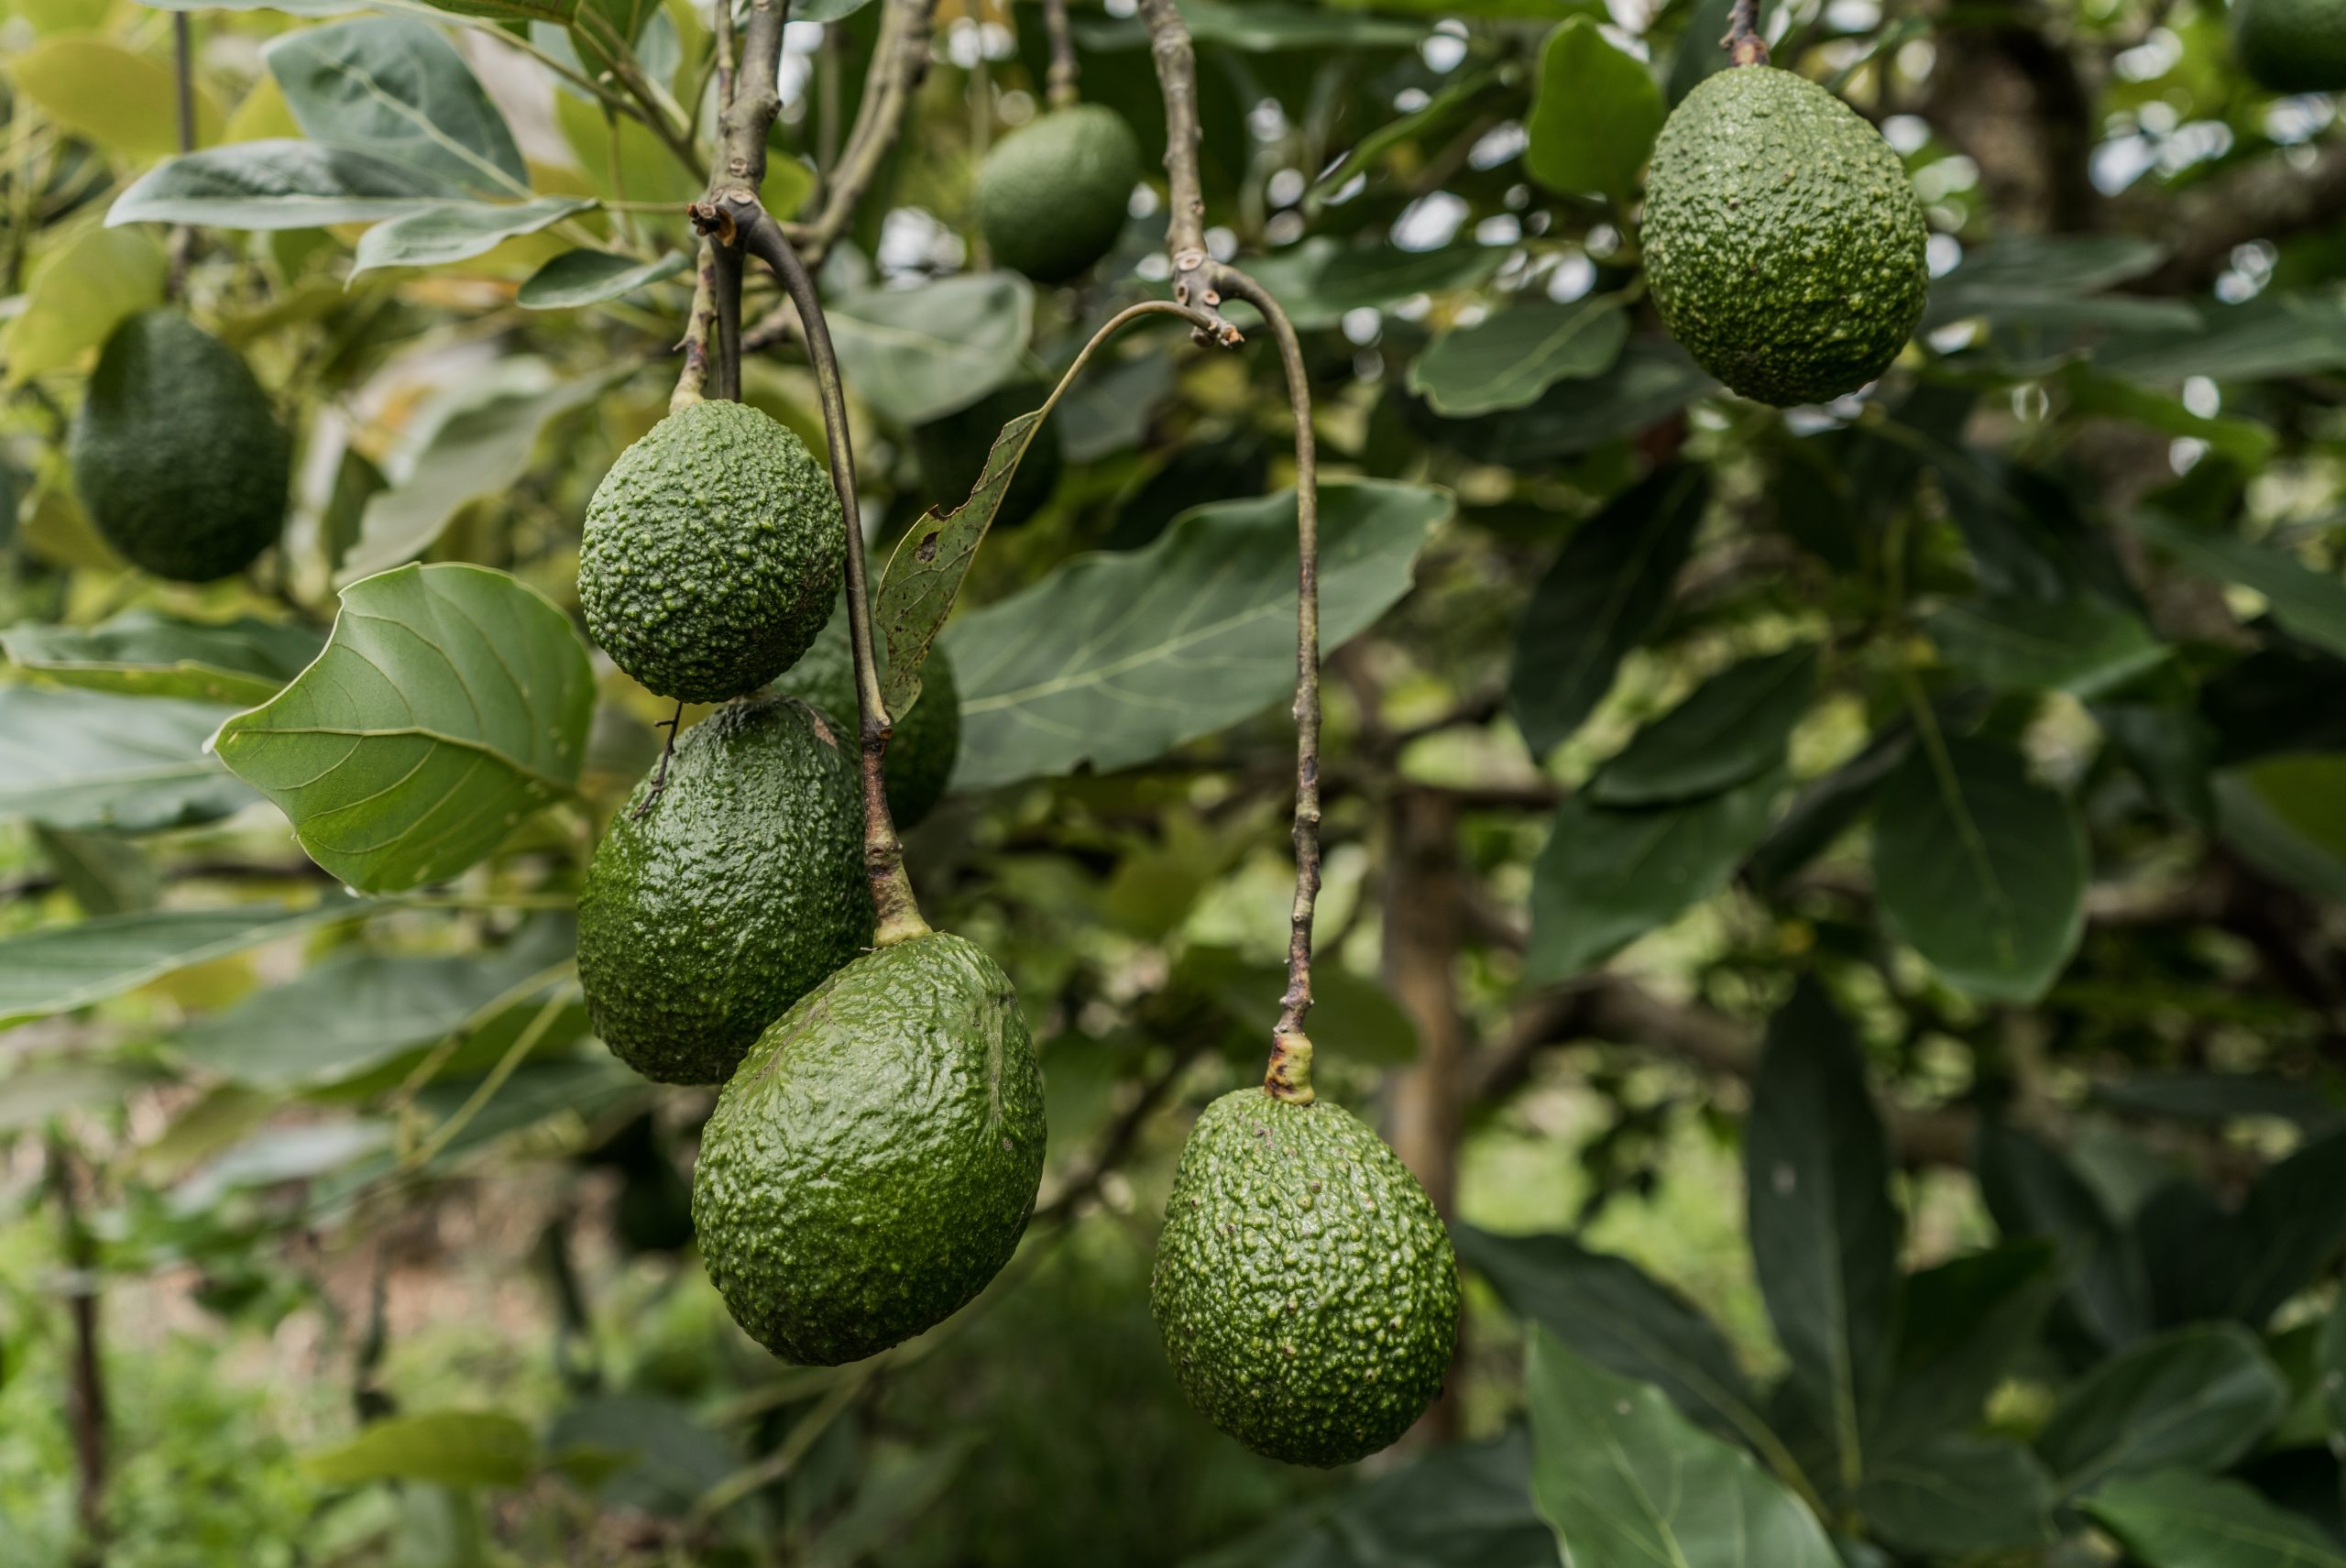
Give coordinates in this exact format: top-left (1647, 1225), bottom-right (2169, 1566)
top-left (174, 920), bottom-right (573, 1089)
top-left (1857, 1436), bottom-right (2055, 1556)
top-left (2035, 1324), bottom-right (2287, 1495)
top-left (0, 687), bottom-right (254, 833)
top-left (1748, 729), bottom-right (1913, 891)
top-left (1922, 235), bottom-right (2166, 332)
top-left (1418, 340), bottom-right (1716, 464)
top-left (2097, 292), bottom-right (2346, 385)
top-left (4, 37), bottom-right (225, 159)
top-left (1588, 646), bottom-right (1817, 805)
top-left (4, 612), bottom-right (325, 705)
top-left (2085, 1471), bottom-right (2346, 1567)
top-left (1185, 1432), bottom-right (1551, 1568)
top-left (1523, 763), bottom-right (1781, 982)
top-left (1456, 1227), bottom-right (1781, 1456)
top-left (265, 18), bottom-right (528, 193)
top-left (2229, 1127), bottom-right (2346, 1326)
top-left (946, 481), bottom-right (1446, 790)
top-left (1244, 239), bottom-right (1506, 333)
top-left (1, 226), bottom-right (165, 389)
top-left (304, 1411), bottom-right (533, 1487)
top-left (827, 273), bottom-right (1034, 425)
top-left (1871, 735), bottom-right (2085, 1002)
top-left (1746, 980), bottom-right (1902, 1494)
top-left (350, 197), bottom-right (592, 274)
top-left (339, 367), bottom-right (618, 583)
top-left (1408, 296), bottom-right (1629, 416)
top-left (2126, 510), bottom-right (2346, 661)
top-left (1925, 592), bottom-right (2167, 698)
top-left (1869, 1242), bottom-right (2062, 1454)
top-left (517, 247), bottom-right (686, 309)
top-left (0, 896), bottom-right (367, 1029)
top-left (1524, 16), bottom-right (1665, 202)
top-left (1527, 1330), bottom-right (1837, 1568)
top-left (1977, 1122), bottom-right (2150, 1351)
top-left (1509, 463), bottom-right (1707, 757)
top-left (110, 140), bottom-right (464, 230)
top-left (213, 565), bottom-right (594, 893)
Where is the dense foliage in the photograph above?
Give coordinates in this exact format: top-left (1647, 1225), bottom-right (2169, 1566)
top-left (10, 0), bottom-right (2346, 1563)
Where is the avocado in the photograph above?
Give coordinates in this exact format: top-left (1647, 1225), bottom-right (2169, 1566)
top-left (1152, 1087), bottom-right (1461, 1467)
top-left (911, 380), bottom-right (1063, 531)
top-left (578, 400), bottom-right (843, 702)
top-left (69, 311), bottom-right (290, 582)
top-left (2235, 0), bottom-right (2346, 91)
top-left (1642, 65), bottom-right (1929, 407)
top-left (769, 602), bottom-right (961, 828)
top-left (692, 932), bottom-right (1047, 1365)
top-left (576, 694), bottom-right (872, 1086)
top-left (974, 104), bottom-right (1143, 283)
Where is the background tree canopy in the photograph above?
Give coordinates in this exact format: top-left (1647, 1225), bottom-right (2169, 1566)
top-left (8, 0), bottom-right (2346, 1562)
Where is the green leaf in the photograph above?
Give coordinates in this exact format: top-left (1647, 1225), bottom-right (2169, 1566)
top-left (2098, 291), bottom-right (2346, 385)
top-left (4, 612), bottom-right (325, 705)
top-left (2035, 1323), bottom-right (2287, 1495)
top-left (946, 480), bottom-right (1446, 790)
top-left (1924, 592), bottom-right (2168, 697)
top-left (2321, 1295), bottom-right (2346, 1448)
top-left (266, 18), bottom-right (529, 193)
top-left (1509, 463), bottom-right (1708, 757)
top-left (0, 1060), bottom-right (143, 1132)
top-left (2217, 756), bottom-right (2346, 905)
top-left (174, 921), bottom-right (573, 1089)
top-left (1923, 235), bottom-right (2166, 331)
top-left (2125, 510), bottom-right (2346, 661)
top-left (1523, 763), bottom-right (1781, 982)
top-left (1407, 296), bottom-right (1630, 416)
top-left (517, 247), bottom-right (686, 308)
top-left (212, 564), bottom-right (593, 893)
top-left (304, 1411), bottom-right (533, 1488)
top-left (1524, 16), bottom-right (1666, 202)
top-left (1976, 1122), bottom-right (2150, 1352)
top-left (1857, 1436), bottom-right (2054, 1556)
top-left (544, 1397), bottom-right (740, 1518)
top-left (1527, 1329), bottom-right (1836, 1568)
top-left (348, 197), bottom-right (593, 274)
top-left (2062, 364), bottom-right (2278, 472)
top-left (1746, 980), bottom-right (1902, 1495)
top-left (4, 37), bottom-right (225, 159)
top-left (2085, 1471), bottom-right (2346, 1567)
top-left (1420, 340), bottom-right (1716, 463)
top-left (1244, 239), bottom-right (1506, 333)
top-left (1, 225), bottom-right (165, 389)
top-left (827, 273), bottom-right (1034, 426)
top-left (2228, 1127), bottom-right (2346, 1326)
top-left (1588, 646), bottom-right (1818, 806)
top-left (0, 896), bottom-right (367, 1029)
top-left (110, 140), bottom-right (466, 230)
top-left (0, 687), bottom-right (254, 833)
top-left (339, 367), bottom-right (619, 583)
top-left (36, 826), bottom-right (159, 916)
top-left (1869, 1242), bottom-right (2063, 1455)
top-left (1748, 729), bottom-right (1913, 891)
top-left (1455, 1227), bottom-right (1781, 1455)
top-left (1870, 734), bottom-right (2086, 1003)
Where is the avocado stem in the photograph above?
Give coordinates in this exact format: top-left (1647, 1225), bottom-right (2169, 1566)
top-left (165, 13), bottom-right (194, 302)
top-left (1723, 0), bottom-right (1770, 65)
top-left (733, 202), bottom-right (930, 946)
top-left (1040, 0), bottom-right (1081, 110)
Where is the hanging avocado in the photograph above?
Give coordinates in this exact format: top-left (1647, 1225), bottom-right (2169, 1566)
top-left (974, 104), bottom-right (1143, 283)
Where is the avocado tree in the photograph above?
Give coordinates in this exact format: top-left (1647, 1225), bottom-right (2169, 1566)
top-left (10, 0), bottom-right (2346, 1563)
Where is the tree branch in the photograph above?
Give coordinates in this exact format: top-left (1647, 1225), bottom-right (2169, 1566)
top-left (1136, 0), bottom-right (1238, 344)
top-left (784, 0), bottom-right (937, 266)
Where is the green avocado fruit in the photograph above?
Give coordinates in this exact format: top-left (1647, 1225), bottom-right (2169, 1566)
top-left (577, 694), bottom-right (872, 1086)
top-left (769, 602), bottom-right (962, 828)
top-left (1642, 65), bottom-right (1929, 407)
top-left (1152, 1087), bottom-right (1462, 1467)
top-left (911, 380), bottom-right (1063, 531)
top-left (578, 400), bottom-right (843, 702)
top-left (2234, 0), bottom-right (2346, 91)
top-left (69, 311), bottom-right (291, 582)
top-left (974, 104), bottom-right (1143, 283)
top-left (692, 932), bottom-right (1047, 1365)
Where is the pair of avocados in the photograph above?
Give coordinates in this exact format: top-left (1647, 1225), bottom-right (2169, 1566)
top-left (576, 397), bottom-right (1043, 1367)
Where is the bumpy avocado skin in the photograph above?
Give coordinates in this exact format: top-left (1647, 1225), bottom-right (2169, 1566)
top-left (769, 605), bottom-right (961, 828)
top-left (578, 400), bottom-right (843, 702)
top-left (974, 104), bottom-right (1143, 283)
top-left (70, 311), bottom-right (290, 582)
top-left (912, 380), bottom-right (1063, 530)
top-left (577, 695), bottom-right (872, 1086)
top-left (2235, 0), bottom-right (2346, 92)
top-left (1151, 1089), bottom-right (1462, 1467)
top-left (692, 933), bottom-right (1047, 1365)
top-left (1642, 66), bottom-right (1928, 407)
